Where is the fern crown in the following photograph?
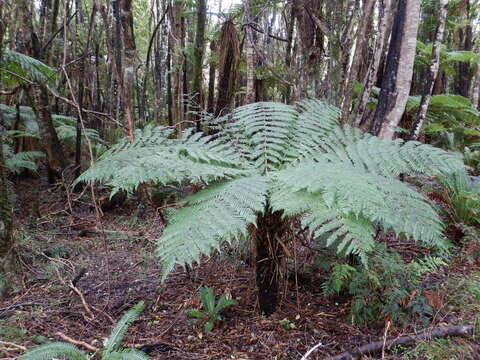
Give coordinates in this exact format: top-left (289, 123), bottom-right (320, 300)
top-left (78, 100), bottom-right (464, 279)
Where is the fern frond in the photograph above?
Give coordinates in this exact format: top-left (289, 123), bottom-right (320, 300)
top-left (19, 342), bottom-right (87, 360)
top-left (311, 126), bottom-right (464, 177)
top-left (5, 150), bottom-right (45, 174)
top-left (0, 50), bottom-right (57, 86)
top-left (271, 160), bottom-right (446, 259)
top-left (287, 99), bottom-right (341, 162)
top-left (157, 175), bottom-right (268, 279)
top-left (218, 102), bottom-right (298, 172)
top-left (103, 301), bottom-right (145, 355)
top-left (103, 349), bottom-right (151, 360)
top-left (77, 126), bottom-right (251, 193)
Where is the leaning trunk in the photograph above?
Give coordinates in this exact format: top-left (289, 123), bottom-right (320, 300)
top-left (408, 0), bottom-right (448, 140)
top-left (371, 0), bottom-right (421, 139)
top-left (31, 84), bottom-right (67, 181)
top-left (251, 208), bottom-right (289, 316)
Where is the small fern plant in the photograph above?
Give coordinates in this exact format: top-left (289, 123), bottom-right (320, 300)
top-left (185, 286), bottom-right (237, 333)
top-left (20, 302), bottom-right (149, 360)
top-left (77, 100), bottom-right (463, 315)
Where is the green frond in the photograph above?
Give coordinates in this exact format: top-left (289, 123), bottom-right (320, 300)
top-left (217, 102), bottom-right (298, 172)
top-left (76, 126), bottom-right (251, 193)
top-left (5, 149), bottom-right (45, 174)
top-left (288, 99), bottom-right (341, 162)
top-left (103, 302), bottom-right (145, 355)
top-left (103, 349), bottom-right (151, 360)
top-left (0, 50), bottom-right (57, 86)
top-left (157, 175), bottom-right (268, 279)
top-left (19, 342), bottom-right (87, 360)
top-left (271, 160), bottom-right (446, 259)
top-left (311, 125), bottom-right (464, 177)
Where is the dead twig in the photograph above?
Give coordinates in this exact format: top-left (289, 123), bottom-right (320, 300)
top-left (322, 324), bottom-right (474, 360)
top-left (55, 267), bottom-right (95, 320)
top-left (56, 332), bottom-right (99, 353)
top-left (0, 340), bottom-right (27, 351)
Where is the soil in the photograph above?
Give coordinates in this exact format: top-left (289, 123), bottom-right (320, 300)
top-left (1, 176), bottom-right (479, 360)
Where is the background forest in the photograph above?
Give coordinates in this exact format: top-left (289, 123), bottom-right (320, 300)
top-left (1, 0), bottom-right (480, 359)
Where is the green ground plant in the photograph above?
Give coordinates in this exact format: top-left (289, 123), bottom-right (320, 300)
top-left (185, 286), bottom-right (237, 333)
top-left (19, 302), bottom-right (149, 360)
top-left (322, 244), bottom-right (446, 324)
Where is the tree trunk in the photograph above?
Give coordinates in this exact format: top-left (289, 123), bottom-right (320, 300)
top-left (370, 0), bottom-right (421, 139)
top-left (119, 0), bottom-right (136, 142)
top-left (18, 0), bottom-right (67, 180)
top-left (214, 21), bottom-right (240, 117)
top-left (0, 8), bottom-right (15, 296)
top-left (455, 0), bottom-right (473, 98)
top-left (353, 0), bottom-right (393, 127)
top-left (251, 208), bottom-right (289, 316)
top-left (206, 40), bottom-right (216, 115)
top-left (409, 0), bottom-right (448, 140)
top-left (244, 0), bottom-right (256, 105)
top-left (341, 0), bottom-right (376, 123)
top-left (31, 84), bottom-right (68, 181)
top-left (169, 2), bottom-right (185, 136)
top-left (192, 0), bottom-right (207, 131)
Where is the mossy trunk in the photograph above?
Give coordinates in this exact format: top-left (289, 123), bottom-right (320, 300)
top-left (252, 208), bottom-right (289, 316)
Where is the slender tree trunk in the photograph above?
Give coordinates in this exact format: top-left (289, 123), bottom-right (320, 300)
top-left (0, 5), bottom-right (15, 293)
top-left (206, 40), bottom-right (216, 115)
top-left (119, 0), bottom-right (136, 142)
top-left (192, 0), bottom-right (207, 131)
top-left (169, 2), bottom-right (185, 136)
top-left (354, 0), bottom-right (392, 127)
top-left (341, 0), bottom-right (376, 123)
top-left (455, 0), bottom-right (473, 98)
top-left (472, 65), bottom-right (480, 110)
top-left (31, 84), bottom-right (68, 181)
top-left (18, 0), bottom-right (67, 180)
top-left (284, 4), bottom-right (295, 104)
top-left (371, 0), bottom-right (421, 139)
top-left (167, 32), bottom-right (173, 127)
top-left (252, 208), bottom-right (289, 316)
top-left (409, 0), bottom-right (448, 140)
top-left (244, 0), bottom-right (256, 104)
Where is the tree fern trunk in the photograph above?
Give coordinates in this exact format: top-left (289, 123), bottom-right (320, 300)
top-left (252, 208), bottom-right (288, 316)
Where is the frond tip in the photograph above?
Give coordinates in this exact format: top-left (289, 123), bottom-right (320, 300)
top-left (156, 175), bottom-right (268, 280)
top-left (19, 342), bottom-right (88, 360)
top-left (103, 301), bottom-right (145, 355)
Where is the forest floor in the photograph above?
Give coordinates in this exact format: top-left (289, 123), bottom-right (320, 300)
top-left (1, 176), bottom-right (480, 360)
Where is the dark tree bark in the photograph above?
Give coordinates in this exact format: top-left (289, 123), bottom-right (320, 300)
top-left (0, 6), bottom-right (15, 295)
top-left (214, 21), bottom-right (240, 117)
top-left (341, 0), bottom-right (376, 123)
top-left (119, 0), bottom-right (137, 142)
top-left (371, 0), bottom-right (421, 139)
top-left (455, 0), bottom-right (473, 98)
top-left (192, 0), bottom-right (206, 131)
top-left (18, 0), bottom-right (67, 180)
top-left (252, 209), bottom-right (289, 316)
top-left (206, 40), bottom-right (216, 115)
top-left (409, 0), bottom-right (448, 140)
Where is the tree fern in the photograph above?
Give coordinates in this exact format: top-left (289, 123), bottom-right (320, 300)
top-left (78, 100), bottom-right (463, 311)
top-left (19, 342), bottom-right (87, 360)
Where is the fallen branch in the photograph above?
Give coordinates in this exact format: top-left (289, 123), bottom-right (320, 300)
top-left (323, 324), bottom-right (474, 360)
top-left (56, 332), bottom-right (99, 353)
top-left (0, 340), bottom-right (27, 351)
